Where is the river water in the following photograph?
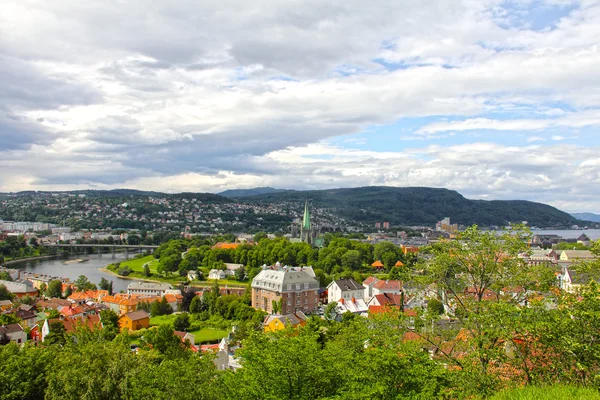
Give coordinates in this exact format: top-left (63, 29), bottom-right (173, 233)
top-left (8, 252), bottom-right (137, 293)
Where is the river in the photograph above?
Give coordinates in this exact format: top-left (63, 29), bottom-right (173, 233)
top-left (8, 252), bottom-right (138, 293)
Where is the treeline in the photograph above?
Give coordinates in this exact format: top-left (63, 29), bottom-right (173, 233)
top-left (152, 233), bottom-right (417, 283)
top-left (0, 235), bottom-right (49, 262)
top-left (3, 304), bottom-right (600, 400)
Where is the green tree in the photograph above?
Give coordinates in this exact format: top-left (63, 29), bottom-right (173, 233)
top-left (173, 313), bottom-right (190, 332)
top-left (341, 249), bottom-right (362, 270)
top-left (143, 263), bottom-right (151, 277)
top-left (74, 275), bottom-right (93, 292)
top-left (0, 271), bottom-right (13, 281)
top-left (46, 280), bottom-right (63, 298)
top-left (189, 296), bottom-right (204, 314)
top-left (0, 284), bottom-right (13, 301)
top-left (44, 321), bottom-right (67, 346)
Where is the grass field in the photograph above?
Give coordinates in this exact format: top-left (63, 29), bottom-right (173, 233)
top-left (490, 385), bottom-right (600, 400)
top-left (188, 327), bottom-right (229, 343)
top-left (149, 314), bottom-right (229, 343)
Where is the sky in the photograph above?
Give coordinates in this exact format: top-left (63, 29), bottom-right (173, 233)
top-left (1, 0), bottom-right (599, 213)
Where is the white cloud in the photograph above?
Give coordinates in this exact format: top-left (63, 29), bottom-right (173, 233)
top-left (0, 0), bottom-right (599, 211)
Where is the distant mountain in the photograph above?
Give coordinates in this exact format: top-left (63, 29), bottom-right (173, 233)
top-left (241, 186), bottom-right (581, 228)
top-left (571, 213), bottom-right (600, 223)
top-left (218, 187), bottom-right (287, 198)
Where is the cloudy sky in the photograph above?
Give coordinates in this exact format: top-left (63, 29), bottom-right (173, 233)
top-left (1, 0), bottom-right (599, 212)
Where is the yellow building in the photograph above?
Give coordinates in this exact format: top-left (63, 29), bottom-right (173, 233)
top-left (263, 312), bottom-right (307, 333)
top-left (118, 310), bottom-right (150, 332)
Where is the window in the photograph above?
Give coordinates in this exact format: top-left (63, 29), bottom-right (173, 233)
top-left (304, 282), bottom-right (309, 289)
top-left (304, 299), bottom-right (308, 304)
top-left (296, 284), bottom-right (301, 290)
top-left (287, 284), bottom-right (292, 291)
top-left (287, 301), bottom-right (291, 306)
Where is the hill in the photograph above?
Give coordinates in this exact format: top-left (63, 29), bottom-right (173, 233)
top-left (571, 212), bottom-right (600, 223)
top-left (240, 186), bottom-right (580, 228)
top-left (218, 187), bottom-right (286, 198)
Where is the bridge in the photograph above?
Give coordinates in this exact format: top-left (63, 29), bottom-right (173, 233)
top-left (41, 243), bottom-right (159, 259)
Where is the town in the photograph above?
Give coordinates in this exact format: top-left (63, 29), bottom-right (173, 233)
top-left (2, 199), bottom-right (600, 398)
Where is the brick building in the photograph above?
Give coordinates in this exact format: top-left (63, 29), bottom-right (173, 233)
top-left (251, 265), bottom-right (320, 315)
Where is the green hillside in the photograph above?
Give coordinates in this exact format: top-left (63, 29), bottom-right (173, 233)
top-left (241, 186), bottom-right (579, 227)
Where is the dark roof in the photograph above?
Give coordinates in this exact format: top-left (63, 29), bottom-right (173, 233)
top-left (0, 323), bottom-right (24, 334)
top-left (578, 233), bottom-right (590, 241)
top-left (124, 310), bottom-right (150, 321)
top-left (15, 309), bottom-right (36, 320)
top-left (334, 279), bottom-right (363, 291)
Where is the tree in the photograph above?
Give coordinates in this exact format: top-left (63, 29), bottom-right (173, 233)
top-left (253, 231), bottom-right (268, 242)
top-left (341, 250), bottom-right (362, 270)
top-left (64, 286), bottom-right (73, 298)
top-left (44, 321), bottom-right (67, 345)
top-left (143, 325), bottom-right (184, 356)
top-left (374, 241), bottom-right (399, 263)
top-left (234, 265), bottom-right (246, 281)
top-left (427, 298), bottom-right (445, 315)
top-left (47, 280), bottom-right (62, 298)
top-left (150, 297), bottom-right (173, 317)
top-left (99, 309), bottom-right (120, 340)
top-left (0, 271), bottom-right (13, 281)
top-left (0, 284), bottom-right (13, 301)
top-left (415, 225), bottom-right (555, 396)
top-left (324, 302), bottom-right (338, 321)
top-left (143, 263), bottom-right (151, 277)
top-left (99, 277), bottom-right (113, 295)
top-left (74, 275), bottom-right (92, 292)
top-left (173, 313), bottom-right (190, 331)
top-left (189, 296), bottom-right (204, 314)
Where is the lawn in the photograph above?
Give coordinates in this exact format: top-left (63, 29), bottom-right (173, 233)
top-left (149, 314), bottom-right (178, 327)
top-left (149, 314), bottom-right (229, 343)
top-left (188, 327), bottom-right (229, 343)
top-left (119, 255), bottom-right (160, 274)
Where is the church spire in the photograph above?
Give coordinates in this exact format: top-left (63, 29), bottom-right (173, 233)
top-left (302, 199), bottom-right (311, 230)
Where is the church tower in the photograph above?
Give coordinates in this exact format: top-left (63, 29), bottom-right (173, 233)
top-left (300, 199), bottom-right (313, 245)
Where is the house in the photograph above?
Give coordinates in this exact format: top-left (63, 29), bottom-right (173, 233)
top-left (208, 269), bottom-right (232, 280)
top-left (118, 310), bottom-right (150, 331)
top-left (521, 249), bottom-right (558, 266)
top-left (0, 279), bottom-right (38, 298)
top-left (174, 331), bottom-right (196, 345)
top-left (362, 276), bottom-right (379, 300)
top-left (561, 267), bottom-right (598, 293)
top-left (127, 281), bottom-right (173, 297)
top-left (42, 314), bottom-right (102, 341)
top-left (362, 276), bottom-right (402, 301)
top-left (0, 299), bottom-right (13, 311)
top-left (0, 323), bottom-right (27, 345)
top-left (15, 308), bottom-right (37, 329)
top-left (251, 265), bottom-right (320, 315)
top-left (334, 298), bottom-right (369, 317)
top-left (371, 260), bottom-right (384, 272)
top-left (577, 234), bottom-right (592, 247)
top-left (559, 250), bottom-right (596, 263)
top-left (367, 293), bottom-right (403, 308)
top-left (327, 279), bottom-right (364, 304)
top-left (68, 290), bottom-right (109, 304)
top-left (187, 271), bottom-right (198, 281)
top-left (263, 312), bottom-right (308, 333)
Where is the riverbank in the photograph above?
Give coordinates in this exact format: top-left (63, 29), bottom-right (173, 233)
top-left (3, 255), bottom-right (57, 265)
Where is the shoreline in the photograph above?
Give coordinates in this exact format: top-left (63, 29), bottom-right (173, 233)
top-left (4, 255), bottom-right (57, 265)
top-left (98, 267), bottom-right (165, 284)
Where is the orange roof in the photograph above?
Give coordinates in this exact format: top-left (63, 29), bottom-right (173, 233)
top-left (212, 242), bottom-right (240, 250)
top-left (395, 261), bottom-right (404, 267)
top-left (363, 276), bottom-right (378, 286)
top-left (371, 260), bottom-right (384, 267)
top-left (164, 294), bottom-right (183, 303)
top-left (60, 305), bottom-right (84, 317)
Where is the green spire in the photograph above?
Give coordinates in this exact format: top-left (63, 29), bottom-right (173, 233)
top-left (302, 199), bottom-right (311, 230)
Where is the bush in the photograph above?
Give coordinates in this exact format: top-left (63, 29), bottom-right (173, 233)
top-left (427, 298), bottom-right (445, 315)
top-left (490, 385), bottom-right (600, 400)
top-left (118, 266), bottom-right (132, 276)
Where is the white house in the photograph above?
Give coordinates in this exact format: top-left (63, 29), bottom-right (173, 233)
top-left (0, 323), bottom-right (27, 345)
top-left (334, 298), bottom-right (369, 317)
top-left (208, 269), bottom-right (233, 280)
top-left (362, 276), bottom-right (402, 301)
top-left (127, 281), bottom-right (173, 297)
top-left (327, 279), bottom-right (364, 304)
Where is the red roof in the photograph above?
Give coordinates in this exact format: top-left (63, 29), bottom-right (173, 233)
top-left (373, 280), bottom-right (402, 290)
top-left (373, 293), bottom-right (402, 306)
top-left (363, 276), bottom-right (378, 286)
top-left (200, 344), bottom-right (220, 352)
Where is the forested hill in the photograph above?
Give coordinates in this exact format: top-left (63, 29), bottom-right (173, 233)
top-left (240, 186), bottom-right (580, 227)
top-left (218, 187), bottom-right (286, 197)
